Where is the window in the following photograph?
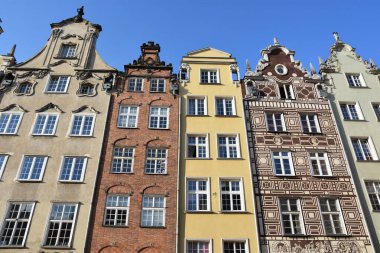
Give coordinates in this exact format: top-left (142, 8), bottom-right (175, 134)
top-left (278, 84), bottom-right (294, 99)
top-left (79, 84), bottom-right (94, 95)
top-left (220, 179), bottom-right (244, 212)
top-left (187, 135), bottom-right (208, 158)
top-left (112, 147), bottom-right (134, 173)
top-left (150, 79), bottom-right (165, 92)
top-left (272, 151), bottom-right (294, 176)
top-left (372, 104), bottom-right (380, 121)
top-left (352, 138), bottom-right (377, 161)
top-left (0, 112), bottom-right (22, 134)
top-left (18, 156), bottom-right (47, 181)
top-left (59, 156), bottom-right (87, 182)
top-left (145, 148), bottom-right (167, 174)
top-left (187, 241), bottom-right (210, 253)
top-left (70, 114), bottom-right (95, 136)
top-left (319, 198), bottom-right (345, 235)
top-left (364, 181), bottom-right (380, 211)
top-left (340, 103), bottom-right (363, 120)
top-left (223, 241), bottom-right (247, 253)
top-left (346, 73), bottom-right (365, 87)
top-left (218, 135), bottom-right (240, 158)
top-left (275, 64), bottom-right (288, 76)
top-left (117, 105), bottom-right (138, 128)
top-left (266, 113), bottom-right (285, 132)
top-left (141, 196), bottom-right (165, 227)
top-left (0, 202), bottom-right (35, 247)
top-left (300, 114), bottom-right (320, 133)
top-left (200, 70), bottom-right (218, 83)
top-left (216, 97), bottom-right (235, 116)
top-left (59, 45), bottom-right (76, 58)
top-left (188, 97), bottom-right (206, 116)
top-left (44, 203), bottom-right (78, 247)
top-left (279, 199), bottom-right (304, 235)
top-left (128, 78), bottom-right (143, 92)
top-left (0, 155), bottom-right (8, 178)
top-left (309, 152), bottom-right (331, 176)
top-left (149, 107), bottom-right (169, 129)
top-left (17, 82), bottom-right (32, 94)
top-left (187, 179), bottom-right (209, 211)
top-left (46, 76), bottom-right (70, 93)
top-left (104, 195), bottom-right (129, 226)
top-left (32, 114), bottom-right (58, 135)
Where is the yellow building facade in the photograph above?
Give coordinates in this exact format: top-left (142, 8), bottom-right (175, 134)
top-left (178, 48), bottom-right (259, 253)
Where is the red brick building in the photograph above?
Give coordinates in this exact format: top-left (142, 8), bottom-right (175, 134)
top-left (87, 42), bottom-right (179, 253)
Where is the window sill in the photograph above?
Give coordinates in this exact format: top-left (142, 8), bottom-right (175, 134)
top-left (140, 226), bottom-right (166, 229)
top-left (111, 172), bottom-right (134, 174)
top-left (127, 90), bottom-right (144, 93)
top-left (214, 115), bottom-right (238, 117)
top-left (58, 181), bottom-right (84, 184)
top-left (348, 86), bottom-right (369, 89)
top-left (219, 210), bottom-right (248, 214)
top-left (31, 134), bottom-right (57, 137)
top-left (44, 92), bottom-right (68, 94)
top-left (53, 56), bottom-right (77, 60)
top-left (0, 246), bottom-right (26, 248)
top-left (0, 133), bottom-right (18, 136)
top-left (324, 234), bottom-right (349, 237)
top-left (267, 130), bottom-right (289, 134)
top-left (274, 174), bottom-right (296, 177)
top-left (199, 82), bottom-right (221, 85)
top-left (117, 126), bottom-right (139, 129)
top-left (41, 246), bottom-right (72, 249)
top-left (216, 158), bottom-right (243, 160)
top-left (186, 115), bottom-right (210, 117)
top-left (17, 180), bottom-right (43, 183)
top-left (69, 135), bottom-right (94, 138)
top-left (185, 157), bottom-right (212, 160)
top-left (144, 173), bottom-right (168, 176)
top-left (311, 175), bottom-right (335, 178)
top-left (150, 91), bottom-right (166, 93)
top-left (356, 160), bottom-right (380, 163)
top-left (186, 210), bottom-right (213, 214)
top-left (282, 234), bottom-right (308, 237)
top-left (102, 224), bottom-right (128, 228)
top-left (343, 119), bottom-right (367, 122)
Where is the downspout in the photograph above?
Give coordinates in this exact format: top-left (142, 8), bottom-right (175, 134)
top-left (175, 93), bottom-right (182, 253)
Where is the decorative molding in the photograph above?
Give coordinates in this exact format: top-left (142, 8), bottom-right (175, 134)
top-left (61, 33), bottom-right (84, 40)
top-left (76, 82), bottom-right (98, 97)
top-left (16, 70), bottom-right (49, 79)
top-left (35, 103), bottom-right (64, 113)
top-left (13, 79), bottom-right (37, 96)
top-left (0, 104), bottom-right (28, 112)
top-left (72, 105), bottom-right (100, 114)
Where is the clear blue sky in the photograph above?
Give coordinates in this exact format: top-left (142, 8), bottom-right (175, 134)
top-left (1, 0), bottom-right (379, 73)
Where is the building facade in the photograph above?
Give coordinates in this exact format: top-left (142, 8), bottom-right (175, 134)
top-left (87, 41), bottom-right (179, 253)
top-left (320, 33), bottom-right (380, 249)
top-left (0, 45), bottom-right (16, 103)
top-left (178, 48), bottom-right (259, 253)
top-left (242, 40), bottom-right (372, 253)
top-left (0, 8), bottom-right (116, 252)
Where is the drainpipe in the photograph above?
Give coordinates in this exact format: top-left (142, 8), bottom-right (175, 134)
top-left (175, 94), bottom-right (182, 253)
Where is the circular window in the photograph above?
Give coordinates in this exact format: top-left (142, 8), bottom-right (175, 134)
top-left (275, 64), bottom-right (288, 75)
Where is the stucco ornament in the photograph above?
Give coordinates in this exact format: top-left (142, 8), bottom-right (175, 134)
top-left (334, 241), bottom-right (360, 253)
top-left (16, 70), bottom-right (49, 79)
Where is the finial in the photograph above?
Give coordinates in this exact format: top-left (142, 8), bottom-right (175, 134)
top-left (318, 56), bottom-right (324, 65)
top-left (274, 37), bottom-right (279, 45)
top-left (310, 62), bottom-right (316, 75)
top-left (370, 58), bottom-right (376, 66)
top-left (74, 6), bottom-right (84, 22)
top-left (333, 32), bottom-right (340, 42)
top-left (246, 59), bottom-right (251, 71)
top-left (7, 44), bottom-right (16, 57)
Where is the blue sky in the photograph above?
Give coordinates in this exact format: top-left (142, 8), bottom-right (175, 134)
top-left (1, 0), bottom-right (379, 73)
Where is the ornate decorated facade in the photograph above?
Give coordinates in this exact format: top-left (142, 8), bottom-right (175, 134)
top-left (242, 39), bottom-right (372, 253)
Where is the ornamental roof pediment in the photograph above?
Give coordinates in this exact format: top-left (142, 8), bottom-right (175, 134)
top-left (187, 47), bottom-right (232, 58)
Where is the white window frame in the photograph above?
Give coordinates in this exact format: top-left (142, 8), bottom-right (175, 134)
top-left (43, 203), bottom-right (78, 247)
top-left (0, 154), bottom-right (8, 179)
top-left (219, 178), bottom-right (245, 212)
top-left (141, 195), bottom-right (165, 227)
top-left (351, 137), bottom-right (378, 161)
top-left (217, 134), bottom-right (240, 158)
top-left (127, 77), bottom-right (143, 92)
top-left (31, 113), bottom-right (59, 136)
top-left (69, 114), bottom-right (96, 136)
top-left (145, 148), bottom-right (168, 174)
top-left (200, 69), bottom-right (219, 84)
top-left (279, 198), bottom-right (305, 235)
top-left (266, 112), bottom-right (286, 132)
top-left (222, 240), bottom-right (249, 253)
top-left (272, 151), bottom-right (294, 176)
top-left (0, 112), bottom-right (23, 135)
top-left (45, 76), bottom-right (70, 93)
top-left (215, 97), bottom-right (236, 116)
top-left (103, 195), bottom-right (130, 226)
top-left (187, 96), bottom-right (207, 116)
top-left (309, 152), bottom-right (331, 176)
top-left (278, 84), bottom-right (294, 99)
top-left (300, 114), bottom-right (321, 133)
top-left (372, 103), bottom-right (380, 121)
top-left (59, 44), bottom-right (76, 58)
top-left (150, 78), bottom-right (165, 92)
top-left (117, 105), bottom-right (139, 128)
top-left (318, 198), bottom-right (346, 235)
top-left (58, 156), bottom-right (87, 182)
top-left (111, 147), bottom-right (134, 173)
top-left (345, 73), bottom-right (366, 87)
top-left (17, 155), bottom-right (48, 181)
top-left (186, 239), bottom-right (212, 253)
top-left (148, 107), bottom-right (169, 129)
top-left (0, 202), bottom-right (35, 247)
top-left (339, 102), bottom-right (364, 120)
top-left (186, 134), bottom-right (209, 158)
top-left (186, 178), bottom-right (210, 212)
top-left (364, 181), bottom-right (380, 211)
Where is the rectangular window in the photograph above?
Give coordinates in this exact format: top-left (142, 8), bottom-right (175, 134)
top-left (278, 84), bottom-right (294, 99)
top-left (128, 78), bottom-right (143, 92)
top-left (365, 181), bottom-right (380, 211)
top-left (319, 198), bottom-right (345, 235)
top-left (0, 155), bottom-right (8, 179)
top-left (216, 97), bottom-right (235, 116)
top-left (145, 148), bottom-right (167, 174)
top-left (18, 156), bottom-right (47, 181)
top-left (187, 135), bottom-right (208, 158)
top-left (150, 79), bottom-right (165, 92)
top-left (32, 114), bottom-right (58, 135)
top-left (59, 156), bottom-right (87, 182)
top-left (220, 179), bottom-right (244, 212)
top-left (346, 73), bottom-right (365, 87)
top-left (352, 138), bottom-right (377, 161)
top-left (300, 114), bottom-right (320, 133)
top-left (112, 147), bottom-right (134, 173)
top-left (340, 103), bottom-right (362, 120)
top-left (372, 104), bottom-right (380, 121)
top-left (0, 112), bottom-right (22, 134)
top-left (187, 240), bottom-right (210, 253)
top-left (0, 202), bottom-right (35, 247)
top-left (223, 241), bottom-right (247, 253)
top-left (266, 113), bottom-right (285, 132)
top-left (200, 70), bottom-right (218, 83)
top-left (279, 199), bottom-right (304, 235)
top-left (70, 114), bottom-right (95, 136)
top-left (188, 97), bottom-right (206, 116)
top-left (117, 105), bottom-right (138, 128)
top-left (141, 196), bottom-right (165, 227)
top-left (46, 76), bottom-right (70, 93)
top-left (309, 152), bottom-right (331, 176)
top-left (187, 179), bottom-right (209, 211)
top-left (59, 45), bottom-right (76, 58)
top-left (44, 203), bottom-right (78, 247)
top-left (272, 151), bottom-right (294, 176)
top-left (149, 107), bottom-right (169, 129)
top-left (104, 195), bottom-right (129, 226)
top-left (218, 135), bottom-right (240, 158)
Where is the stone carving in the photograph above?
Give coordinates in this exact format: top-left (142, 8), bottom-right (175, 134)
top-left (17, 70), bottom-right (49, 79)
top-left (35, 103), bottom-right (64, 113)
top-left (271, 240), bottom-right (334, 253)
top-left (61, 33), bottom-right (84, 40)
top-left (74, 6), bottom-right (84, 22)
top-left (76, 70), bottom-right (93, 80)
top-left (334, 241), bottom-right (360, 253)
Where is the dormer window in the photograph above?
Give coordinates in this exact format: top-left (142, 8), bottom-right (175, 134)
top-left (80, 84), bottom-right (95, 95)
top-left (59, 44), bottom-right (76, 58)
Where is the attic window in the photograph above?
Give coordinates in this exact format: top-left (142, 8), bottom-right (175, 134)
top-left (17, 82), bottom-right (32, 94)
top-left (59, 44), bottom-right (76, 58)
top-left (275, 64), bottom-right (288, 76)
top-left (231, 70), bottom-right (239, 82)
top-left (180, 68), bottom-right (188, 81)
top-left (80, 84), bottom-right (95, 95)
